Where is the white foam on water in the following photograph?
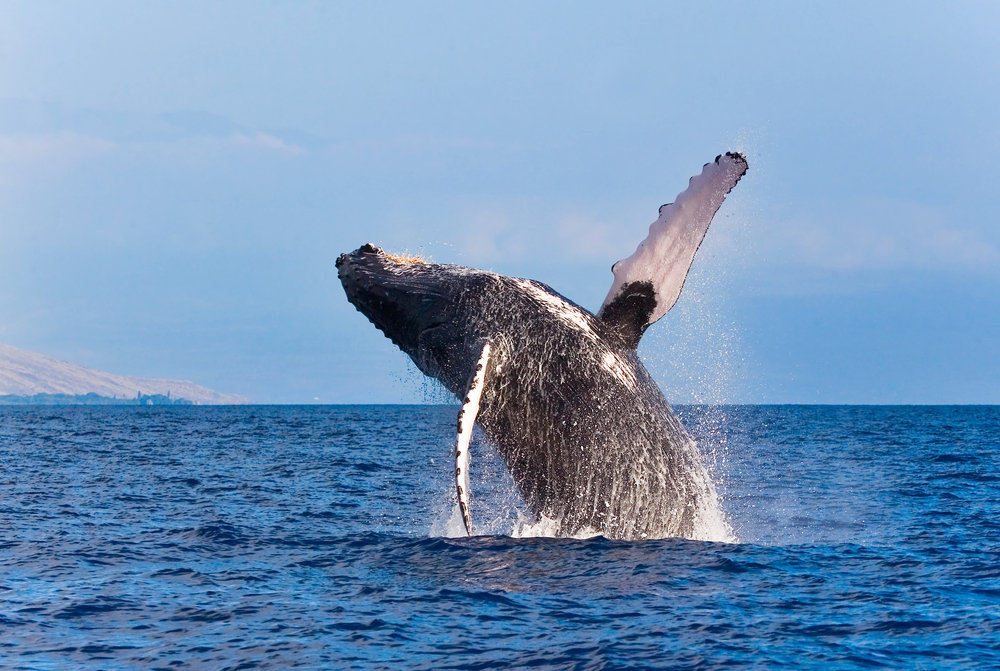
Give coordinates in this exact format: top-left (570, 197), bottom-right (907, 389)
top-left (507, 503), bottom-right (733, 542)
top-left (430, 467), bottom-right (736, 543)
top-left (430, 503), bottom-right (471, 538)
top-left (511, 513), bottom-right (602, 540)
top-left (431, 492), bottom-right (735, 543)
top-left (689, 482), bottom-right (738, 543)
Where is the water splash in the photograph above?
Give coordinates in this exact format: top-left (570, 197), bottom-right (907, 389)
top-left (427, 424), bottom-right (736, 543)
top-left (511, 515), bottom-right (601, 540)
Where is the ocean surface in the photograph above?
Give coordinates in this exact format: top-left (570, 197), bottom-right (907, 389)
top-left (1, 404), bottom-right (998, 669)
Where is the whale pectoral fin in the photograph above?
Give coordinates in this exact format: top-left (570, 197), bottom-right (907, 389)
top-left (598, 152), bottom-right (748, 349)
top-left (455, 341), bottom-right (492, 536)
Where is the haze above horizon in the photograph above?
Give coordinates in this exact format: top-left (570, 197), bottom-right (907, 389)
top-left (1, 1), bottom-right (997, 404)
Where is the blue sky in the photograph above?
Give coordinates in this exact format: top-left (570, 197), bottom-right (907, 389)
top-left (1, 1), bottom-right (997, 404)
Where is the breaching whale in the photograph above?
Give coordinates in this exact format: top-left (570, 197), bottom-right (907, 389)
top-left (337, 152), bottom-right (748, 541)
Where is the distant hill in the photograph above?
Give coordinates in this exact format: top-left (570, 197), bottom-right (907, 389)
top-left (0, 342), bottom-right (251, 405)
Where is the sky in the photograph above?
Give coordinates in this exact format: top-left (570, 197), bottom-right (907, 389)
top-left (1, 1), bottom-right (998, 404)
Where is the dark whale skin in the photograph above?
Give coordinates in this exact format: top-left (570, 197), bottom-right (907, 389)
top-left (337, 244), bottom-right (725, 540)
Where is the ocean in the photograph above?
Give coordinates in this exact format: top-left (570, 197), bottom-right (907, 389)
top-left (1, 404), bottom-right (998, 669)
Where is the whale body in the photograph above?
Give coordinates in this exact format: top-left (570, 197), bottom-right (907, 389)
top-left (337, 153), bottom-right (748, 540)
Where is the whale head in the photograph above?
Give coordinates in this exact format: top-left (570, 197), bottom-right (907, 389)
top-left (336, 243), bottom-right (498, 391)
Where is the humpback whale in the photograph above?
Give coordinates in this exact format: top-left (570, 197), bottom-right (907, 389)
top-left (337, 152), bottom-right (748, 541)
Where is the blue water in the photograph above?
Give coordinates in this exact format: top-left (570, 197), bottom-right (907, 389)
top-left (1, 405), bottom-right (998, 669)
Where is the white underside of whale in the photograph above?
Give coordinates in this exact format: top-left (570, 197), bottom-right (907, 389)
top-left (455, 342), bottom-right (491, 535)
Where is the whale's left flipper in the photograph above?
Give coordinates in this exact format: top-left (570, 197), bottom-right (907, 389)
top-left (455, 342), bottom-right (492, 536)
top-left (598, 152), bottom-right (748, 349)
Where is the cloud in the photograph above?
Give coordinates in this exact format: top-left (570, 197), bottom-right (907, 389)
top-left (160, 130), bottom-right (306, 155)
top-left (227, 131), bottom-right (305, 155)
top-left (556, 214), bottom-right (634, 261)
top-left (0, 127), bottom-right (304, 187)
top-left (460, 210), bottom-right (526, 263)
top-left (454, 205), bottom-right (646, 267)
top-left (757, 197), bottom-right (1000, 274)
top-left (0, 131), bottom-right (115, 173)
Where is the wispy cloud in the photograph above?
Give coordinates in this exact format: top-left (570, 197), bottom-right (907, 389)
top-left (460, 210), bottom-right (526, 263)
top-left (225, 131), bottom-right (305, 155)
top-left (451, 204), bottom-right (646, 268)
top-left (758, 197), bottom-right (1000, 273)
top-left (0, 131), bottom-right (115, 173)
top-left (556, 214), bottom-right (634, 261)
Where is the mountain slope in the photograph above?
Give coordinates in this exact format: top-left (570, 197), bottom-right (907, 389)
top-left (0, 342), bottom-right (251, 405)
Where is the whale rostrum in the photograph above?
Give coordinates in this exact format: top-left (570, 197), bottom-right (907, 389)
top-left (336, 152), bottom-right (748, 540)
